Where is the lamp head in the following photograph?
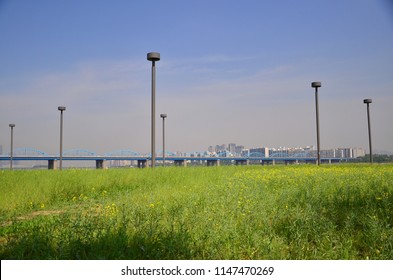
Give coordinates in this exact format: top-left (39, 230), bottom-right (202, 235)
top-left (9, 124), bottom-right (15, 128)
top-left (363, 99), bottom-right (372, 104)
top-left (311, 81), bottom-right (322, 88)
top-left (58, 106), bottom-right (66, 111)
top-left (147, 52), bottom-right (160, 61)
top-left (160, 114), bottom-right (167, 119)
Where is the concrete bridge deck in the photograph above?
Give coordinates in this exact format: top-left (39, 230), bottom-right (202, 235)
top-left (0, 155), bottom-right (347, 169)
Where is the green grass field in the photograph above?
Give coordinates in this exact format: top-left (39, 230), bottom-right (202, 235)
top-left (1, 164), bottom-right (392, 259)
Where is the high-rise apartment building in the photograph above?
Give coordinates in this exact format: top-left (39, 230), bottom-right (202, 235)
top-left (228, 143), bottom-right (236, 154)
top-left (352, 147), bottom-right (365, 158)
top-left (235, 145), bottom-right (244, 155)
top-left (249, 147), bottom-right (269, 157)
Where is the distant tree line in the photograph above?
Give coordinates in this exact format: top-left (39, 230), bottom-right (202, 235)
top-left (354, 154), bottom-right (393, 163)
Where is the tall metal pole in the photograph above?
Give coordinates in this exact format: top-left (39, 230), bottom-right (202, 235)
top-left (311, 82), bottom-right (322, 166)
top-left (58, 106), bottom-right (66, 170)
top-left (9, 124), bottom-right (15, 170)
top-left (364, 99), bottom-right (373, 164)
top-left (152, 61), bottom-right (156, 168)
top-left (147, 52), bottom-right (160, 168)
top-left (160, 114), bottom-right (167, 167)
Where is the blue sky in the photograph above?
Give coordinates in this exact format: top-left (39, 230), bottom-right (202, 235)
top-left (1, 0), bottom-right (392, 155)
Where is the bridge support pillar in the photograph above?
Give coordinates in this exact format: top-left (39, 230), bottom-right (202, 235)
top-left (235, 159), bottom-right (249, 166)
top-left (137, 159), bottom-right (147, 168)
top-left (174, 159), bottom-right (187, 167)
top-left (96, 160), bottom-right (107, 169)
top-left (48, 159), bottom-right (58, 170)
top-left (206, 159), bottom-right (220, 167)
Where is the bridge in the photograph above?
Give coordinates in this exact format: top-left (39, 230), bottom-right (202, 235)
top-left (0, 148), bottom-right (349, 169)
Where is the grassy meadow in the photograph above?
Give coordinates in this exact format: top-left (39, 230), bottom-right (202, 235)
top-left (0, 164), bottom-right (392, 259)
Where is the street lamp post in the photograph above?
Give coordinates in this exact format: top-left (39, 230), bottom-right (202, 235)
top-left (311, 82), bottom-right (322, 166)
top-left (58, 106), bottom-right (66, 170)
top-left (363, 99), bottom-right (373, 164)
top-left (160, 114), bottom-right (167, 167)
top-left (147, 52), bottom-right (160, 168)
top-left (9, 124), bottom-right (15, 170)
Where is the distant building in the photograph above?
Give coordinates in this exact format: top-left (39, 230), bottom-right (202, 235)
top-left (241, 149), bottom-right (249, 157)
top-left (352, 147), bottom-right (365, 158)
top-left (228, 143), bottom-right (236, 154)
top-left (207, 143), bottom-right (365, 159)
top-left (235, 145), bottom-right (244, 156)
top-left (321, 149), bottom-right (335, 158)
top-left (249, 147), bottom-right (269, 157)
top-left (336, 148), bottom-right (352, 158)
top-left (215, 144), bottom-right (226, 153)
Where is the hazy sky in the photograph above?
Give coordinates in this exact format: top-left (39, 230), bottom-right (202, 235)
top-left (1, 0), bottom-right (392, 155)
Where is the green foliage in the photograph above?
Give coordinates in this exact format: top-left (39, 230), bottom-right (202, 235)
top-left (355, 154), bottom-right (393, 163)
top-left (1, 165), bottom-right (392, 259)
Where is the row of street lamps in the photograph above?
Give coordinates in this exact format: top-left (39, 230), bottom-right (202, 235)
top-left (147, 52), bottom-right (169, 168)
top-left (7, 50), bottom-right (166, 170)
top-left (5, 53), bottom-right (374, 170)
top-left (6, 103), bottom-right (169, 170)
top-left (5, 103), bottom-right (167, 170)
top-left (7, 107), bottom-right (66, 170)
top-left (148, 52), bottom-right (374, 167)
top-left (311, 82), bottom-right (374, 164)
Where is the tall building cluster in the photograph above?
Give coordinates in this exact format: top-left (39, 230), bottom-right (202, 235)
top-left (207, 143), bottom-right (365, 159)
top-left (208, 143), bottom-right (244, 156)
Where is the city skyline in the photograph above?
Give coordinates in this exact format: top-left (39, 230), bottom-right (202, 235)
top-left (0, 141), bottom-right (369, 158)
top-left (0, 141), bottom-right (368, 170)
top-left (1, 1), bottom-right (392, 154)
top-left (207, 143), bottom-right (366, 159)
